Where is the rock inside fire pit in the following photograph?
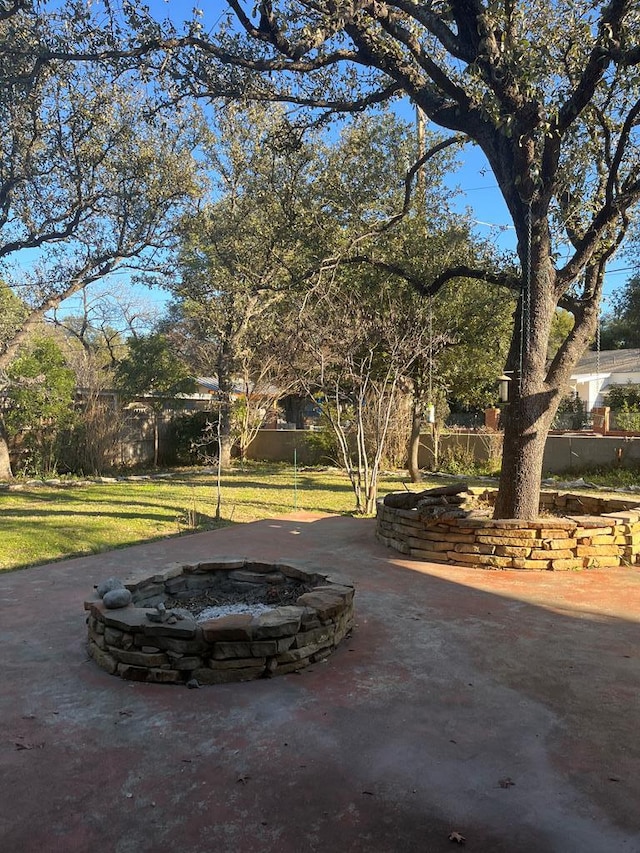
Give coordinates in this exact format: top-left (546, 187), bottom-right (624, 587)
top-left (85, 557), bottom-right (355, 685)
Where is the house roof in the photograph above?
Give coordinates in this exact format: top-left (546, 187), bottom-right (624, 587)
top-left (195, 376), bottom-right (282, 397)
top-left (572, 349), bottom-right (640, 376)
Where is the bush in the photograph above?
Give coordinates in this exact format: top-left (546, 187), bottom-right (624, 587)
top-left (606, 383), bottom-right (640, 410)
top-left (170, 410), bottom-right (219, 464)
top-left (613, 402), bottom-right (640, 432)
top-left (552, 393), bottom-right (588, 430)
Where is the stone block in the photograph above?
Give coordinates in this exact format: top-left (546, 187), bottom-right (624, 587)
top-left (97, 605), bottom-right (150, 633)
top-left (278, 562), bottom-right (324, 582)
top-left (209, 656), bottom-right (267, 670)
top-left (211, 642), bottom-right (253, 659)
top-left (104, 626), bottom-right (125, 646)
top-left (115, 664), bottom-right (148, 681)
top-left (293, 626), bottom-right (334, 649)
top-left (109, 648), bottom-right (170, 667)
top-left (90, 632), bottom-right (106, 649)
top-left (278, 641), bottom-right (332, 663)
top-left (576, 545), bottom-right (620, 556)
top-left (164, 577), bottom-right (189, 594)
top-left (228, 569), bottom-right (273, 585)
top-left (296, 590), bottom-right (345, 621)
top-left (249, 640), bottom-right (279, 656)
top-left (408, 548), bottom-right (450, 562)
top-left (184, 576), bottom-right (219, 591)
top-left (200, 614), bottom-right (255, 642)
top-left (165, 655), bottom-right (204, 671)
top-left (551, 558), bottom-right (585, 571)
top-left (141, 617), bottom-right (198, 638)
top-left (408, 537), bottom-right (450, 552)
top-left (476, 534), bottom-right (539, 547)
top-left (253, 607), bottom-right (304, 639)
top-left (264, 572), bottom-right (287, 585)
top-left (145, 636), bottom-right (205, 654)
top-left (495, 545), bottom-right (531, 557)
top-left (197, 557), bottom-right (246, 571)
top-left (447, 552), bottom-right (513, 568)
top-left (540, 538), bottom-right (577, 550)
top-left (130, 582), bottom-right (165, 601)
top-left (88, 641), bottom-right (117, 674)
top-left (511, 558), bottom-right (552, 569)
top-left (453, 543), bottom-right (495, 555)
top-left (151, 563), bottom-right (185, 582)
top-left (299, 607), bottom-right (322, 629)
top-left (530, 548), bottom-right (574, 560)
top-left (313, 585), bottom-right (354, 604)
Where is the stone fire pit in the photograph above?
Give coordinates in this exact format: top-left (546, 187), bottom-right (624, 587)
top-left (85, 557), bottom-right (354, 685)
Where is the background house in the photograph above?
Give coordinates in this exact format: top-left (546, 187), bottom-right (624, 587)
top-left (571, 349), bottom-right (640, 411)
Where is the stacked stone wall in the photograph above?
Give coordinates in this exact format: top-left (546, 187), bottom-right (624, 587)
top-left (86, 558), bottom-right (354, 684)
top-left (376, 490), bottom-right (640, 570)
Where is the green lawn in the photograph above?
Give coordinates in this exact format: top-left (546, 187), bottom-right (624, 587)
top-left (0, 464), bottom-right (417, 572)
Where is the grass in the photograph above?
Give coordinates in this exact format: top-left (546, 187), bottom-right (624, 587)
top-left (4, 461), bottom-right (636, 573)
top-left (0, 463), bottom-right (417, 572)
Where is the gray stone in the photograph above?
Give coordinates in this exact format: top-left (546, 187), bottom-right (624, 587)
top-left (211, 642), bottom-right (252, 659)
top-left (296, 590), bottom-right (345, 621)
top-left (104, 627), bottom-right (125, 646)
top-left (197, 557), bottom-right (246, 571)
top-left (209, 656), bottom-right (267, 670)
top-left (109, 648), bottom-right (170, 667)
top-left (145, 636), bottom-right (205, 654)
top-left (228, 569), bottom-right (275, 585)
top-left (253, 607), bottom-right (304, 639)
top-left (103, 588), bottom-right (133, 609)
top-left (151, 564), bottom-right (185, 582)
top-left (100, 606), bottom-right (152, 632)
top-left (200, 614), bottom-right (254, 642)
top-left (88, 641), bottom-right (117, 674)
top-left (96, 577), bottom-right (126, 598)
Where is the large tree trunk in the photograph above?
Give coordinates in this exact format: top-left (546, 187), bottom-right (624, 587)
top-left (492, 229), bottom-right (599, 518)
top-left (0, 415), bottom-right (13, 479)
top-left (494, 392), bottom-right (557, 518)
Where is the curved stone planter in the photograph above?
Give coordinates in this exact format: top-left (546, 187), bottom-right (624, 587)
top-left (376, 489), bottom-right (640, 570)
top-left (85, 557), bottom-right (354, 684)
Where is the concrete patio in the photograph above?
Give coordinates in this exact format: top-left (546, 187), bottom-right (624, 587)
top-left (1, 512), bottom-right (639, 852)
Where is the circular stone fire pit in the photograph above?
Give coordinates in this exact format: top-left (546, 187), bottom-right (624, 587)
top-left (85, 557), bottom-right (355, 685)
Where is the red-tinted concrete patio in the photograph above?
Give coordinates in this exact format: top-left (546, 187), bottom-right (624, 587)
top-left (1, 512), bottom-right (639, 852)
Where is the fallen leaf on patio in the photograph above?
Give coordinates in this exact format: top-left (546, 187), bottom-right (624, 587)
top-left (499, 777), bottom-right (516, 788)
top-left (236, 775), bottom-right (250, 784)
top-left (15, 742), bottom-right (45, 750)
top-left (362, 790), bottom-right (374, 796)
top-left (448, 830), bottom-right (466, 844)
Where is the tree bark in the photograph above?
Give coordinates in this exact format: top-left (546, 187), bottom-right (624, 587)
top-left (0, 415), bottom-right (13, 479)
top-left (407, 399), bottom-right (422, 483)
